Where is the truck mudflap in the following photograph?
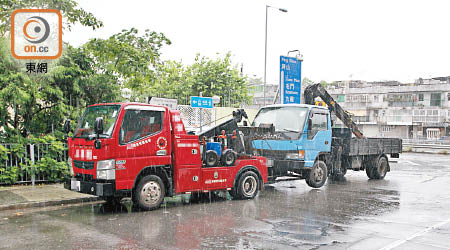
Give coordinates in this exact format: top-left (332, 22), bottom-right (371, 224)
top-left (64, 178), bottom-right (114, 197)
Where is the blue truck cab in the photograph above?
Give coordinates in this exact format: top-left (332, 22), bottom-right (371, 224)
top-left (251, 104), bottom-right (332, 187)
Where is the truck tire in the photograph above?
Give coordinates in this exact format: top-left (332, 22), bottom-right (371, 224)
top-left (306, 160), bottom-right (328, 188)
top-left (365, 164), bottom-right (375, 179)
top-left (372, 156), bottom-right (388, 179)
top-left (234, 171), bottom-right (260, 199)
top-left (221, 149), bottom-right (237, 166)
top-left (205, 150), bottom-right (219, 167)
top-left (134, 175), bottom-right (165, 211)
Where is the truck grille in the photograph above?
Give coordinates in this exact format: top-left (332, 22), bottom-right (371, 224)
top-left (75, 173), bottom-right (94, 181)
top-left (256, 149), bottom-right (298, 160)
top-left (73, 160), bottom-right (94, 170)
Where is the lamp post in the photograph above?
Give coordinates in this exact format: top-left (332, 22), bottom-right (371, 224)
top-left (264, 5), bottom-right (287, 106)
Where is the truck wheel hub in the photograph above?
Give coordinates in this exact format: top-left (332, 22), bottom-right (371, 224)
top-left (141, 181), bottom-right (161, 204)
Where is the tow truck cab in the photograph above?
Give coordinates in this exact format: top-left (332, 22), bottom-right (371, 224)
top-left (66, 102), bottom-right (268, 210)
top-left (251, 104), bottom-right (332, 181)
top-left (66, 103), bottom-right (175, 197)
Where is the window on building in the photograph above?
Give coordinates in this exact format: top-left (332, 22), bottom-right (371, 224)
top-left (381, 126), bottom-right (392, 133)
top-left (337, 95), bottom-right (345, 102)
top-left (373, 95), bottom-right (378, 102)
top-left (418, 93), bottom-right (424, 101)
top-left (430, 93), bottom-right (441, 106)
top-left (447, 93), bottom-right (450, 101)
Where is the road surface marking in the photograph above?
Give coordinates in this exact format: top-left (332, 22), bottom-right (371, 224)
top-left (379, 217), bottom-right (450, 250)
top-left (399, 160), bottom-right (420, 166)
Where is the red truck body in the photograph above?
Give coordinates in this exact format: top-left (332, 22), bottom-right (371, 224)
top-left (66, 103), bottom-right (267, 209)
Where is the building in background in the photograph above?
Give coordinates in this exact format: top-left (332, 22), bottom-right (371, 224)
top-left (325, 77), bottom-right (450, 139)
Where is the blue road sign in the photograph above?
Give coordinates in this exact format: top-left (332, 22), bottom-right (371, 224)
top-left (190, 96), bottom-right (213, 108)
top-left (280, 56), bottom-right (302, 104)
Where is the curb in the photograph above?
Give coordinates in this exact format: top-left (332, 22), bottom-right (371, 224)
top-left (0, 196), bottom-right (102, 211)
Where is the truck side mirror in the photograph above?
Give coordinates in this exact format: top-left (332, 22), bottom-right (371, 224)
top-left (94, 117), bottom-right (104, 135)
top-left (64, 120), bottom-right (70, 134)
top-left (307, 118), bottom-right (312, 131)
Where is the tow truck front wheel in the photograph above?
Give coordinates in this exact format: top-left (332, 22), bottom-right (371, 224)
top-left (233, 171), bottom-right (260, 199)
top-left (306, 160), bottom-right (328, 188)
top-left (134, 175), bottom-right (165, 211)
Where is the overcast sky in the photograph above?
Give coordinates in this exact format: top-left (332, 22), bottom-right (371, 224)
top-left (65, 0), bottom-right (450, 84)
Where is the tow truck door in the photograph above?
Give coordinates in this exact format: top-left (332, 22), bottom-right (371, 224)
top-left (115, 105), bottom-right (171, 190)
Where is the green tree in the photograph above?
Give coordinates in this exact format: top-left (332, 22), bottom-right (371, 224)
top-left (0, 0), bottom-right (104, 140)
top-left (157, 53), bottom-right (251, 107)
top-left (83, 28), bottom-right (171, 101)
top-left (0, 0), bottom-right (103, 36)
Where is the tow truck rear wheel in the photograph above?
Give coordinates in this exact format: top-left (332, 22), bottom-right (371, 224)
top-left (134, 175), bottom-right (165, 211)
top-left (306, 160), bottom-right (328, 188)
top-left (234, 171), bottom-right (260, 199)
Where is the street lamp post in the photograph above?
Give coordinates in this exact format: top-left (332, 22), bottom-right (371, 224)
top-left (264, 5), bottom-right (287, 106)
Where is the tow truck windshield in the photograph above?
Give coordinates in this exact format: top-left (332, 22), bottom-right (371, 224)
top-left (74, 105), bottom-right (121, 139)
top-left (252, 106), bottom-right (308, 136)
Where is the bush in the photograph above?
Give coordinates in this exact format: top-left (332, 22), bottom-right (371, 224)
top-left (0, 135), bottom-right (69, 185)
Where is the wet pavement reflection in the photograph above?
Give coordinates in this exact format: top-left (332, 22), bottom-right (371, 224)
top-left (1, 153), bottom-right (450, 249)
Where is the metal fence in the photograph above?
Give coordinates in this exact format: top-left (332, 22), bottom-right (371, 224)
top-left (402, 139), bottom-right (450, 145)
top-left (0, 143), bottom-right (68, 185)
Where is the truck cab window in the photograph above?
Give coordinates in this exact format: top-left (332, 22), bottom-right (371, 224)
top-left (120, 110), bottom-right (163, 144)
top-left (308, 112), bottom-right (328, 139)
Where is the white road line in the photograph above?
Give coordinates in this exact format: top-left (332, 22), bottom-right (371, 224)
top-left (398, 160), bottom-right (421, 166)
top-left (379, 217), bottom-right (450, 250)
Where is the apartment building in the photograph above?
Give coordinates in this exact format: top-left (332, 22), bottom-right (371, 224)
top-left (326, 77), bottom-right (450, 139)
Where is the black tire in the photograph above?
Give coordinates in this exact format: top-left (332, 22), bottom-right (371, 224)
top-left (234, 171), bottom-right (260, 199)
top-left (134, 175), bottom-right (165, 211)
top-left (221, 149), bottom-right (237, 166)
top-left (306, 160), bottom-right (328, 188)
top-left (205, 150), bottom-right (219, 167)
top-left (365, 162), bottom-right (375, 179)
top-left (372, 156), bottom-right (388, 179)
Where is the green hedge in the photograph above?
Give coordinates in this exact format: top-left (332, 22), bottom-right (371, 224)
top-left (0, 135), bottom-right (69, 185)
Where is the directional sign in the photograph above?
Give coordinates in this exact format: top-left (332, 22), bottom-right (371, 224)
top-left (190, 96), bottom-right (213, 109)
top-left (149, 97), bottom-right (178, 110)
top-left (280, 56), bottom-right (302, 104)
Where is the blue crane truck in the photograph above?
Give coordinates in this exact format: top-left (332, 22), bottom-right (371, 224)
top-left (241, 83), bottom-right (402, 188)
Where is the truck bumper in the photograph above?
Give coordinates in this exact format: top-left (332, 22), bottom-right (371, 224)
top-left (64, 178), bottom-right (114, 197)
top-left (270, 159), bottom-right (307, 177)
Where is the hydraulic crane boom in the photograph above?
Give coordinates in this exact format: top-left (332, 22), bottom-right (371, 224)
top-left (304, 83), bottom-right (365, 139)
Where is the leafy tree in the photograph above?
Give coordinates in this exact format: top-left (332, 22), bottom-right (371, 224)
top-left (83, 28), bottom-right (171, 101)
top-left (303, 77), bottom-right (314, 86)
top-left (157, 53), bottom-right (251, 107)
top-left (0, 0), bottom-right (103, 36)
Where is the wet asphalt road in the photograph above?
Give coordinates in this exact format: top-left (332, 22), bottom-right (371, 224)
top-left (1, 153), bottom-right (450, 250)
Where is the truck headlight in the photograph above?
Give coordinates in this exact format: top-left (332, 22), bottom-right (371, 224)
top-left (96, 159), bottom-right (115, 180)
top-left (285, 150), bottom-right (305, 160)
top-left (68, 157), bottom-right (74, 176)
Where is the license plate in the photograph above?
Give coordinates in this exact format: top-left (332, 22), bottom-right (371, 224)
top-left (71, 178), bottom-right (80, 192)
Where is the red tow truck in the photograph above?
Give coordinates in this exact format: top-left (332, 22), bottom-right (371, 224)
top-left (64, 103), bottom-right (267, 210)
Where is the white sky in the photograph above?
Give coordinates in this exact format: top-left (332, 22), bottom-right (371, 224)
top-left (65, 0), bottom-right (450, 84)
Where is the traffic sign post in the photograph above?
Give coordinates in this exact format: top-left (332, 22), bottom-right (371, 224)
top-left (190, 96), bottom-right (213, 109)
top-left (280, 56), bottom-right (302, 104)
top-left (191, 95), bottom-right (213, 132)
